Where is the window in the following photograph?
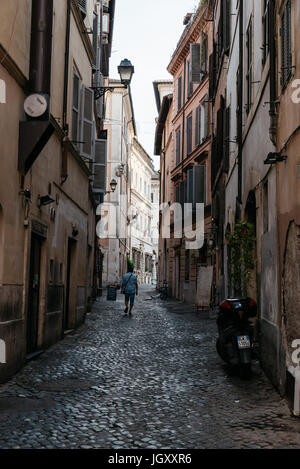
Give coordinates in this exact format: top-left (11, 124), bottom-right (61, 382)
top-left (281, 0), bottom-right (292, 90)
top-left (187, 165), bottom-right (206, 209)
top-left (72, 70), bottom-right (80, 147)
top-left (93, 139), bottom-right (107, 196)
top-left (190, 36), bottom-right (208, 85)
top-left (186, 114), bottom-right (193, 156)
top-left (246, 18), bottom-right (253, 114)
top-left (187, 60), bottom-right (193, 97)
top-left (49, 260), bottom-right (54, 283)
top-left (176, 128), bottom-right (181, 166)
top-left (151, 193), bottom-right (154, 203)
top-left (177, 76), bottom-right (182, 111)
top-left (195, 105), bottom-right (201, 147)
top-left (81, 86), bottom-right (94, 159)
top-left (262, 0), bottom-right (270, 65)
top-left (200, 32), bottom-right (208, 77)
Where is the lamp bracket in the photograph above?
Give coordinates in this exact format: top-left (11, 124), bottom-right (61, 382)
top-left (92, 85), bottom-right (127, 100)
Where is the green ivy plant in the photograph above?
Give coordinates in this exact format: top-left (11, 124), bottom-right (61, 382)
top-left (226, 221), bottom-right (256, 296)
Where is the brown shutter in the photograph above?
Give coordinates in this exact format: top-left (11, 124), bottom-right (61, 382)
top-left (186, 114), bottom-right (193, 155)
top-left (194, 165), bottom-right (206, 206)
top-left (80, 86), bottom-right (94, 159)
top-left (177, 76), bottom-right (182, 111)
top-left (93, 139), bottom-right (107, 193)
top-left (176, 128), bottom-right (181, 165)
top-left (190, 43), bottom-right (201, 83)
top-left (203, 96), bottom-right (209, 141)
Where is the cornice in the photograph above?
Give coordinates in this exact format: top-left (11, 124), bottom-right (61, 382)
top-left (168, 2), bottom-right (213, 76)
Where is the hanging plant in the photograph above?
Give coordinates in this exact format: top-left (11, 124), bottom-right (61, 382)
top-left (226, 221), bottom-right (256, 296)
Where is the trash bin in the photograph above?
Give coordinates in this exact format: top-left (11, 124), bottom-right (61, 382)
top-left (107, 285), bottom-right (117, 301)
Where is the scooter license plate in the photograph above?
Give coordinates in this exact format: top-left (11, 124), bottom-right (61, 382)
top-left (237, 335), bottom-right (251, 349)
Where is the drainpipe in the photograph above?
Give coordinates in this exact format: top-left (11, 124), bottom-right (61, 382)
top-left (269, 0), bottom-right (277, 146)
top-left (237, 0), bottom-right (244, 207)
top-left (63, 0), bottom-right (71, 134)
top-left (181, 59), bottom-right (186, 180)
top-left (18, 0), bottom-right (55, 173)
top-left (29, 0), bottom-right (54, 100)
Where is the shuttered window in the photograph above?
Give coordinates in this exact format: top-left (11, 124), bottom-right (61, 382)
top-left (72, 70), bottom-right (81, 148)
top-left (187, 165), bottom-right (206, 209)
top-left (81, 86), bottom-right (95, 159)
top-left (223, 0), bottom-right (231, 55)
top-left (209, 42), bottom-right (217, 99)
top-left (190, 36), bottom-right (208, 84)
top-left (176, 128), bottom-right (181, 166)
top-left (177, 76), bottom-right (182, 111)
top-left (93, 139), bottom-right (107, 194)
top-left (187, 60), bottom-right (193, 97)
top-left (195, 105), bottom-right (201, 147)
top-left (281, 0), bottom-right (292, 90)
top-left (190, 43), bottom-right (201, 83)
top-left (77, 0), bottom-right (87, 17)
top-left (203, 96), bottom-right (209, 141)
top-left (200, 32), bottom-right (208, 77)
top-left (186, 114), bottom-right (193, 156)
top-left (93, 12), bottom-right (99, 58)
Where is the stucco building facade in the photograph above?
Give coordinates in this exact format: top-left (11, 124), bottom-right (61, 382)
top-left (0, 0), bottom-right (114, 382)
top-left (155, 2), bottom-right (214, 306)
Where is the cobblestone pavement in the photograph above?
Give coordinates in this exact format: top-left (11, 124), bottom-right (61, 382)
top-left (0, 286), bottom-right (300, 449)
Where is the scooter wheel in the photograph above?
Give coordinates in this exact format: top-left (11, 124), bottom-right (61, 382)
top-left (216, 338), bottom-right (229, 363)
top-left (240, 363), bottom-right (252, 380)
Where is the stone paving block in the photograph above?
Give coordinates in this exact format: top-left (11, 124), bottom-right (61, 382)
top-left (0, 286), bottom-right (300, 449)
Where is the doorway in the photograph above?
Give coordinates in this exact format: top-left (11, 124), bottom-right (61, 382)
top-left (64, 238), bottom-right (76, 332)
top-left (27, 234), bottom-right (42, 354)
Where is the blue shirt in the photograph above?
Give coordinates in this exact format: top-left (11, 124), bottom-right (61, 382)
top-left (122, 272), bottom-right (138, 294)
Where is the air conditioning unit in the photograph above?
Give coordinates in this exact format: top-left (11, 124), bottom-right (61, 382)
top-left (78, 0), bottom-right (87, 18)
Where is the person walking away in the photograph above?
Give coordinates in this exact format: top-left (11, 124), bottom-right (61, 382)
top-left (121, 265), bottom-right (138, 316)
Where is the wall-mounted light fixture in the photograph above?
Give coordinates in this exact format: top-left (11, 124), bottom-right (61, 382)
top-left (104, 179), bottom-right (118, 195)
top-left (264, 152), bottom-right (287, 165)
top-left (38, 194), bottom-right (55, 208)
top-left (93, 59), bottom-right (134, 100)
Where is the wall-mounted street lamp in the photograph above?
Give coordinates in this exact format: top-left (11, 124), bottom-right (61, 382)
top-left (264, 152), bottom-right (287, 165)
top-left (93, 59), bottom-right (135, 100)
top-left (38, 194), bottom-right (55, 208)
top-left (104, 179), bottom-right (118, 195)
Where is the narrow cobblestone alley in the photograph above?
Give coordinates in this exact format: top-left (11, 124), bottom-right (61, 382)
top-left (0, 286), bottom-right (300, 450)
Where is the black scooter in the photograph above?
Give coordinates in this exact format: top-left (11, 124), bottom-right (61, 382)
top-left (216, 297), bottom-right (257, 379)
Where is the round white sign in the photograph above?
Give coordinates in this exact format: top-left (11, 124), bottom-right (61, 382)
top-left (24, 94), bottom-right (48, 118)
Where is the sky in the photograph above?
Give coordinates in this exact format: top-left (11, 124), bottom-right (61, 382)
top-left (109, 0), bottom-right (199, 170)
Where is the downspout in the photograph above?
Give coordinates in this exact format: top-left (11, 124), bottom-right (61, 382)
top-left (63, 0), bottom-right (71, 134)
top-left (18, 0), bottom-right (55, 173)
top-left (61, 0), bottom-right (71, 184)
top-left (237, 0), bottom-right (244, 207)
top-left (269, 0), bottom-right (277, 146)
top-left (181, 59), bottom-right (186, 180)
top-left (29, 0), bottom-right (54, 97)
